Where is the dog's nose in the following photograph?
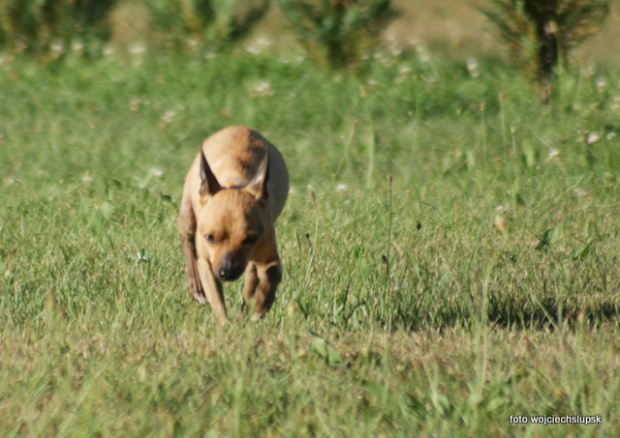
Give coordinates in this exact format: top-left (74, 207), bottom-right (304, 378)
top-left (218, 266), bottom-right (243, 281)
top-left (218, 256), bottom-right (244, 281)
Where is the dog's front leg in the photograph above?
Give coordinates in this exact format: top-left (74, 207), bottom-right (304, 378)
top-left (181, 235), bottom-right (206, 303)
top-left (197, 257), bottom-right (227, 326)
top-left (238, 262), bottom-right (259, 320)
top-left (251, 260), bottom-right (282, 320)
top-left (178, 198), bottom-right (207, 303)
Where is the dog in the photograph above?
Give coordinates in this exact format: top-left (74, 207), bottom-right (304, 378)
top-left (178, 126), bottom-right (289, 326)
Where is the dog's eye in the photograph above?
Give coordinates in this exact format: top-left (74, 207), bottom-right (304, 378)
top-left (242, 235), bottom-right (258, 246)
top-left (205, 234), bottom-right (217, 244)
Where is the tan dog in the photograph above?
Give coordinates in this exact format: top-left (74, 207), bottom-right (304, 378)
top-left (178, 126), bottom-right (289, 326)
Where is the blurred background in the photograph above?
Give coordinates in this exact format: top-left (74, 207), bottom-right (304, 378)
top-left (1, 0), bottom-right (618, 66)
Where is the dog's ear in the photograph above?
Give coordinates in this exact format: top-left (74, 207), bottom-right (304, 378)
top-left (246, 150), bottom-right (269, 200)
top-left (199, 148), bottom-right (222, 197)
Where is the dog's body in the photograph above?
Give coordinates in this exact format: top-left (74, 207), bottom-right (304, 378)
top-left (178, 126), bottom-right (288, 325)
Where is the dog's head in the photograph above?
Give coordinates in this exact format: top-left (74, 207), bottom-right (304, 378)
top-left (196, 149), bottom-right (270, 282)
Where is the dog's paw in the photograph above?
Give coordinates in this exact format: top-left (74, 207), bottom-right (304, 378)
top-left (191, 290), bottom-right (207, 304)
top-left (250, 312), bottom-right (264, 321)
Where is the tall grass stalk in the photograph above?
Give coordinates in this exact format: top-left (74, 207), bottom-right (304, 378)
top-left (366, 122), bottom-right (375, 188)
top-left (479, 102), bottom-right (487, 165)
top-left (334, 120), bottom-right (358, 180)
top-left (384, 175), bottom-right (393, 331)
top-left (498, 92), bottom-right (507, 149)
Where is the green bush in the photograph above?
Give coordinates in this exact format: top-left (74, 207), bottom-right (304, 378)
top-left (479, 0), bottom-right (610, 101)
top-left (145, 0), bottom-right (270, 51)
top-left (0, 0), bottom-right (118, 57)
top-left (277, 0), bottom-right (397, 71)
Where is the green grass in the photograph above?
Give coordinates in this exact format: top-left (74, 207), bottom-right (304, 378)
top-left (1, 47), bottom-right (620, 436)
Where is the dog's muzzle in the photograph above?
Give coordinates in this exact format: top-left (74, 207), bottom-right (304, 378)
top-left (217, 255), bottom-right (244, 281)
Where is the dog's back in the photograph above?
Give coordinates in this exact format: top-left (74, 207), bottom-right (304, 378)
top-left (187, 126), bottom-right (288, 222)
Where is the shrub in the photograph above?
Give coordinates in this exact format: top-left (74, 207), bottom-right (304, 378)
top-left (479, 0), bottom-right (610, 101)
top-left (277, 0), bottom-right (397, 71)
top-left (145, 0), bottom-right (270, 51)
top-left (0, 0), bottom-right (118, 57)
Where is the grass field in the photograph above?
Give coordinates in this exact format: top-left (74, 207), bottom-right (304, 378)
top-left (1, 13), bottom-right (620, 436)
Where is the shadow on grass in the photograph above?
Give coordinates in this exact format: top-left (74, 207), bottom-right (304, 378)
top-left (390, 298), bottom-right (620, 332)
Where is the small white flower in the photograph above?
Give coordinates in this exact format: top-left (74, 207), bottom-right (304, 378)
top-left (606, 132), bottom-right (617, 140)
top-left (159, 110), bottom-right (176, 129)
top-left (574, 188), bottom-right (589, 197)
top-left (547, 148), bottom-right (560, 160)
top-left (152, 168), bottom-right (164, 178)
top-left (385, 30), bottom-right (397, 43)
top-left (582, 65), bottom-right (595, 79)
top-left (408, 37), bottom-right (421, 46)
top-left (250, 81), bottom-right (273, 97)
top-left (587, 132), bottom-right (600, 144)
top-left (255, 81), bottom-right (271, 93)
top-left (82, 171), bottom-right (93, 184)
top-left (595, 77), bottom-right (608, 93)
top-left (409, 38), bottom-right (430, 62)
top-left (245, 35), bottom-right (272, 55)
top-left (466, 59), bottom-right (480, 78)
top-left (187, 36), bottom-right (198, 47)
top-left (103, 44), bottom-right (114, 57)
top-left (51, 40), bottom-right (64, 56)
top-left (160, 110), bottom-right (176, 124)
top-left (129, 42), bottom-right (146, 56)
top-left (335, 183), bottom-right (348, 193)
top-left (383, 32), bottom-right (400, 56)
top-left (133, 249), bottom-right (150, 263)
top-left (247, 44), bottom-right (261, 54)
top-left (15, 40), bottom-right (28, 53)
top-left (256, 35), bottom-right (272, 47)
top-left (71, 39), bottom-right (84, 53)
top-left (418, 49), bottom-right (430, 63)
top-left (395, 65), bottom-right (409, 83)
top-left (495, 205), bottom-right (507, 212)
top-left (390, 45), bottom-right (402, 57)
